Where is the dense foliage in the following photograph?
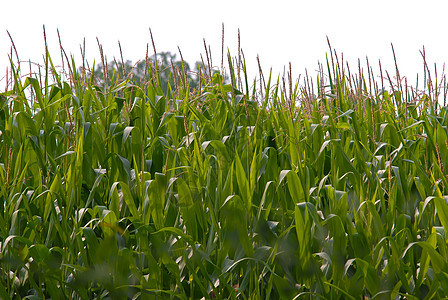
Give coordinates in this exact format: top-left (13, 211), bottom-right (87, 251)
top-left (1, 41), bottom-right (448, 299)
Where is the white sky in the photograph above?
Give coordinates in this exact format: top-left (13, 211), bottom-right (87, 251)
top-left (1, 0), bottom-right (448, 91)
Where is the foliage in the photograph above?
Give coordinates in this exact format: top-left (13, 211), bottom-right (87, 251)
top-left (1, 40), bottom-right (448, 299)
top-left (91, 51), bottom-right (201, 94)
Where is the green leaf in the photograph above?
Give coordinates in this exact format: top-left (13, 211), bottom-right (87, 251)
top-left (221, 195), bottom-right (253, 256)
top-left (278, 170), bottom-right (306, 203)
top-left (402, 240), bottom-right (446, 273)
top-left (234, 152), bottom-right (251, 213)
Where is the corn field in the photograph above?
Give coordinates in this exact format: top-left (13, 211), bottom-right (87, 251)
top-left (1, 35), bottom-right (448, 299)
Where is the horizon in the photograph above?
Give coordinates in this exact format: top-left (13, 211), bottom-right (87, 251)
top-left (1, 0), bottom-right (448, 94)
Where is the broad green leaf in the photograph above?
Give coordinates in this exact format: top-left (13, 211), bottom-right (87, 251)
top-left (279, 169), bottom-right (306, 203)
top-left (221, 195), bottom-right (253, 256)
top-left (234, 152), bottom-right (251, 213)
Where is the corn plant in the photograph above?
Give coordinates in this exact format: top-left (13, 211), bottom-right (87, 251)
top-left (1, 35), bottom-right (448, 299)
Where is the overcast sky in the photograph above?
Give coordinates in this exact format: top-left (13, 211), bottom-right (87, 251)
top-left (1, 0), bottom-right (447, 89)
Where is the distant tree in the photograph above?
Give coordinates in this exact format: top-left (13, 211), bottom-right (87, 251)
top-left (90, 51), bottom-right (202, 95)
